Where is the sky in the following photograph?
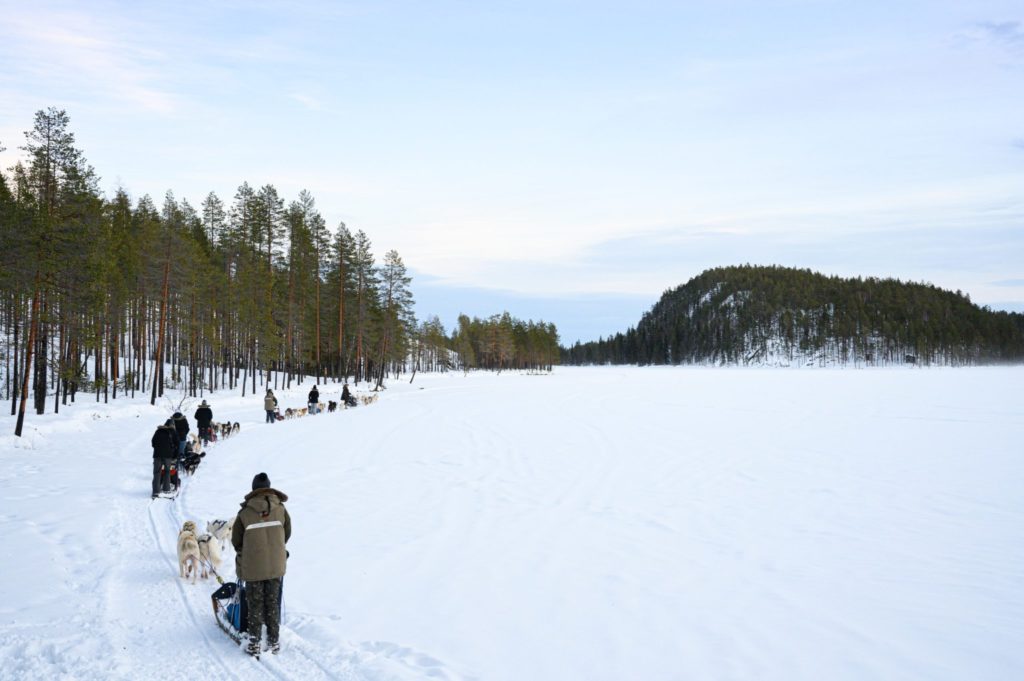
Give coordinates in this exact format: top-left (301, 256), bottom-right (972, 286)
top-left (1, 0), bottom-right (1022, 343)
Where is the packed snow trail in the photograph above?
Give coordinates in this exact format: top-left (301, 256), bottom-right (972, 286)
top-left (3, 368), bottom-right (1024, 680)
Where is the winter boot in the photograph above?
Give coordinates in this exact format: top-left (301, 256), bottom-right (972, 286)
top-left (269, 639), bottom-right (280, 655)
top-left (246, 637), bottom-right (261, 659)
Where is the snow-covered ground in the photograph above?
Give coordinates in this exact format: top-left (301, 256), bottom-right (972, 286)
top-left (1, 366), bottom-right (1022, 680)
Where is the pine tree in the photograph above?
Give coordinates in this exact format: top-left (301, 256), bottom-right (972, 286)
top-left (374, 250), bottom-right (414, 388)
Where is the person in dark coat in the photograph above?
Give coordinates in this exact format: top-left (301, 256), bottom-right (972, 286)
top-left (307, 385), bottom-right (320, 415)
top-left (194, 400), bottom-right (213, 444)
top-left (341, 383), bottom-right (354, 408)
top-left (172, 412), bottom-right (190, 458)
top-left (232, 472), bottom-right (291, 657)
top-left (151, 419), bottom-right (179, 497)
top-left (264, 389), bottom-right (277, 424)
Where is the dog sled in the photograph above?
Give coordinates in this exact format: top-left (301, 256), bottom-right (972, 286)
top-left (199, 426), bottom-right (217, 445)
top-left (211, 580), bottom-right (247, 644)
top-left (153, 460), bottom-right (181, 499)
top-left (182, 443), bottom-right (206, 476)
top-left (211, 578), bottom-right (286, 650)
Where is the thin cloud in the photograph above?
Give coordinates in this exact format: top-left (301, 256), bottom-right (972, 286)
top-left (959, 20), bottom-right (1024, 55)
top-left (990, 279), bottom-right (1024, 287)
top-left (2, 9), bottom-right (180, 113)
top-left (977, 21), bottom-right (1024, 47)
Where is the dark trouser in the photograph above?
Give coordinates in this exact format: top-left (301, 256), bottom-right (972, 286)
top-left (246, 577), bottom-right (283, 644)
top-left (152, 458), bottom-right (173, 495)
top-left (198, 426), bottom-right (212, 443)
top-left (266, 410), bottom-right (275, 423)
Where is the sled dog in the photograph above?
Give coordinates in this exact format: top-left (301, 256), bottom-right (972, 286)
top-left (197, 533), bottom-right (222, 578)
top-left (207, 516), bottom-right (235, 552)
top-left (177, 521), bottom-right (202, 583)
top-left (327, 400), bottom-right (337, 413)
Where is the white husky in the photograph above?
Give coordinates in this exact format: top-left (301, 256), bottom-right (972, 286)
top-left (177, 521), bottom-right (202, 583)
top-left (197, 533), bottom-right (222, 578)
top-left (207, 516), bottom-right (235, 553)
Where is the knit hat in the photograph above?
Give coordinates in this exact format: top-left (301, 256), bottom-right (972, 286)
top-left (201, 399), bottom-right (208, 406)
top-left (252, 472), bottom-right (271, 490)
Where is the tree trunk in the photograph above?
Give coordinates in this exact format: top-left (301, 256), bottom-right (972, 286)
top-left (15, 275), bottom-right (41, 437)
top-left (150, 261), bottom-right (170, 406)
top-left (34, 293), bottom-right (48, 415)
top-left (10, 294), bottom-right (19, 416)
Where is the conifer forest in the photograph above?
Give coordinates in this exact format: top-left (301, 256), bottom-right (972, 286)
top-left (563, 265), bottom-right (1024, 367)
top-left (0, 109), bottom-right (560, 435)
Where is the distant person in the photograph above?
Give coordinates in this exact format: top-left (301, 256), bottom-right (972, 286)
top-left (232, 472), bottom-right (291, 658)
top-left (151, 419), bottom-right (178, 497)
top-left (172, 412), bottom-right (190, 459)
top-left (341, 383), bottom-right (355, 409)
top-left (264, 389), bottom-right (277, 424)
top-left (194, 400), bottom-right (213, 444)
top-left (307, 385), bottom-right (320, 415)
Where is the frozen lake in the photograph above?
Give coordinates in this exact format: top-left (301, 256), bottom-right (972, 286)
top-left (2, 366), bottom-right (1022, 680)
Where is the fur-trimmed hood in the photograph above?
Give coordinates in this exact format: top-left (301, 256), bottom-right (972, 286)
top-left (242, 487), bottom-right (288, 505)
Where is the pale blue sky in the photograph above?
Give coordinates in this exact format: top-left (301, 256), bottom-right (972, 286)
top-left (1, 0), bottom-right (1022, 342)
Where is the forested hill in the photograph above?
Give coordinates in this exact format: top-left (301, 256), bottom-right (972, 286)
top-left (563, 265), bottom-right (1024, 366)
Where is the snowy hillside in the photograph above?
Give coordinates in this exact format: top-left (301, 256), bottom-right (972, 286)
top-left (2, 367), bottom-right (1023, 680)
top-left (562, 266), bottom-right (1024, 366)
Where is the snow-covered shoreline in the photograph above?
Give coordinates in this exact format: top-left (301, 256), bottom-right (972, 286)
top-left (2, 367), bottom-right (1022, 680)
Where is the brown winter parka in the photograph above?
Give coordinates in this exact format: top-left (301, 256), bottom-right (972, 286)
top-left (231, 488), bottom-right (291, 582)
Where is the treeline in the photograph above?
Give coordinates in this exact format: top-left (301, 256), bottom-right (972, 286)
top-left (1, 108), bottom-right (421, 435)
top-left (563, 265), bottom-right (1024, 366)
top-left (444, 313), bottom-right (559, 372)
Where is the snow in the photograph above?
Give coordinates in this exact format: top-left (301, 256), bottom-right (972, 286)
top-left (1, 367), bottom-right (1023, 680)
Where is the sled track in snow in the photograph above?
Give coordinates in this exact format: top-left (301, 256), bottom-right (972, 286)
top-left (147, 491), bottom-right (248, 681)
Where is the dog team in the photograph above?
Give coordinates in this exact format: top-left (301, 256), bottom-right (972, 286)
top-left (182, 473), bottom-right (292, 659)
top-left (151, 400), bottom-right (238, 497)
top-left (152, 396), bottom-right (298, 659)
top-left (177, 517), bottom-right (232, 583)
top-left (264, 383), bottom-right (373, 422)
